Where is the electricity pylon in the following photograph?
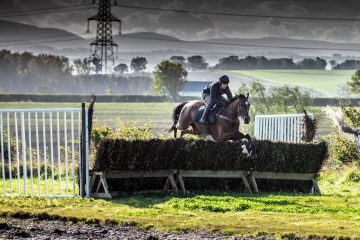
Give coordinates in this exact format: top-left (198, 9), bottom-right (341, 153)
top-left (87, 0), bottom-right (121, 74)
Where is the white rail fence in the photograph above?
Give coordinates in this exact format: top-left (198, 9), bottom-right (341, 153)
top-left (254, 114), bottom-right (312, 143)
top-left (0, 106), bottom-right (89, 197)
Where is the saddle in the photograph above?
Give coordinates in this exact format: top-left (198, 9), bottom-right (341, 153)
top-left (195, 103), bottom-right (223, 124)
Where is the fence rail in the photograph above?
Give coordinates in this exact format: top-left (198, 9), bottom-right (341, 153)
top-left (254, 114), bottom-right (312, 143)
top-left (0, 106), bottom-right (89, 198)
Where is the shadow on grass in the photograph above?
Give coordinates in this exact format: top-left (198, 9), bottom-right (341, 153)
top-left (106, 191), bottom-right (314, 209)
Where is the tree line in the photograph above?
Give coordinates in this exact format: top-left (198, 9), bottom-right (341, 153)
top-left (0, 50), bottom-right (151, 94)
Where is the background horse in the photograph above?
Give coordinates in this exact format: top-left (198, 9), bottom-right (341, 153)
top-left (166, 94), bottom-right (251, 142)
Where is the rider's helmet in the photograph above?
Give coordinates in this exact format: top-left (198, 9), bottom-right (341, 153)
top-left (219, 75), bottom-right (230, 84)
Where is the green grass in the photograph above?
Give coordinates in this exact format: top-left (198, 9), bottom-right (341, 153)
top-left (0, 193), bottom-right (359, 238)
top-left (0, 167), bottom-right (359, 238)
top-left (319, 165), bottom-right (360, 197)
top-left (230, 70), bottom-right (354, 97)
top-left (0, 178), bottom-right (79, 197)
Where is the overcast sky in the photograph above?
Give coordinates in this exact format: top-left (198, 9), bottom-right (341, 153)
top-left (1, 0), bottom-right (360, 43)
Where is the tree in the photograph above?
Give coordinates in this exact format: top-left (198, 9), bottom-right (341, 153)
top-left (215, 55), bottom-right (240, 70)
top-left (329, 60), bottom-right (337, 69)
top-left (237, 80), bottom-right (312, 114)
top-left (347, 69), bottom-right (360, 94)
top-left (297, 57), bottom-right (326, 69)
top-left (270, 85), bottom-right (312, 112)
top-left (114, 63), bottom-right (128, 74)
top-left (130, 56), bottom-right (147, 72)
top-left (237, 80), bottom-right (272, 113)
top-left (73, 58), bottom-right (92, 76)
top-left (152, 60), bottom-right (188, 100)
top-left (187, 55), bottom-right (208, 70)
top-left (170, 56), bottom-right (186, 64)
top-left (335, 60), bottom-right (360, 70)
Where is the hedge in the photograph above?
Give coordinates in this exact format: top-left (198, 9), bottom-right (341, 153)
top-left (95, 139), bottom-right (327, 173)
top-left (94, 139), bottom-right (328, 192)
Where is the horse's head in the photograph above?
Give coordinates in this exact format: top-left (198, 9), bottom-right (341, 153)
top-left (231, 93), bottom-right (251, 124)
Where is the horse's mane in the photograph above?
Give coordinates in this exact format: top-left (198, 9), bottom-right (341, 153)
top-left (228, 94), bottom-right (246, 104)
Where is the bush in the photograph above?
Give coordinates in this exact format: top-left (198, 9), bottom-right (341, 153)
top-left (91, 125), bottom-right (113, 148)
top-left (114, 122), bottom-right (152, 140)
top-left (327, 133), bottom-right (360, 164)
top-left (91, 122), bottom-right (152, 146)
top-left (344, 168), bottom-right (360, 183)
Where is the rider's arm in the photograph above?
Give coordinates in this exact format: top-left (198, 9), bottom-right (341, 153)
top-left (225, 87), bottom-right (233, 100)
top-left (209, 83), bottom-right (218, 100)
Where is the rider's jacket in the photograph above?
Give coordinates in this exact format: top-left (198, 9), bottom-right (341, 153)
top-left (202, 82), bottom-right (233, 101)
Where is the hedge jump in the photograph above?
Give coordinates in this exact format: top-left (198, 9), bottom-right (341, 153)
top-left (94, 139), bottom-right (328, 195)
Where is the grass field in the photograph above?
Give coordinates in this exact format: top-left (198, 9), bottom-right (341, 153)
top-left (0, 102), bottom-right (336, 138)
top-left (0, 102), bottom-right (177, 136)
top-left (0, 166), bottom-right (359, 238)
top-left (230, 70), bottom-right (354, 97)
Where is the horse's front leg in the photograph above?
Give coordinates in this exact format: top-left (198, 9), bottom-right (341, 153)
top-left (219, 131), bottom-right (250, 142)
top-left (218, 131), bottom-right (239, 142)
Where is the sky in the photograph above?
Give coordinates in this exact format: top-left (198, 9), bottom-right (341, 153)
top-left (1, 0), bottom-right (360, 43)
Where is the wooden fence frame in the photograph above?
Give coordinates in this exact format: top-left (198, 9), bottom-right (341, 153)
top-left (248, 171), bottom-right (321, 195)
top-left (176, 170), bottom-right (252, 194)
top-left (90, 169), bottom-right (178, 198)
top-left (89, 169), bottom-right (321, 197)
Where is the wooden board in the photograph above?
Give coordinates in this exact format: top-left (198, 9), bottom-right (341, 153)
top-left (178, 170), bottom-right (248, 178)
top-left (104, 169), bottom-right (177, 178)
top-left (176, 170), bottom-right (251, 194)
top-left (252, 171), bottom-right (316, 180)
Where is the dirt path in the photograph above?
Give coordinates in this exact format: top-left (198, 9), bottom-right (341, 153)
top-left (0, 217), bottom-right (274, 240)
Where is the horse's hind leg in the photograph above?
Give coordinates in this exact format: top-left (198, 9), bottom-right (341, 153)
top-left (179, 128), bottom-right (192, 137)
top-left (180, 124), bottom-right (201, 138)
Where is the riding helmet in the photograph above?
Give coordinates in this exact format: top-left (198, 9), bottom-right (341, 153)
top-left (219, 75), bottom-right (230, 84)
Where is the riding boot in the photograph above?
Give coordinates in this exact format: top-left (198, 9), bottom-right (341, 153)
top-left (199, 104), bottom-right (211, 124)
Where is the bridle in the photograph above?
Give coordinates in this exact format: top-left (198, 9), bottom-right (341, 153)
top-left (218, 95), bottom-right (250, 122)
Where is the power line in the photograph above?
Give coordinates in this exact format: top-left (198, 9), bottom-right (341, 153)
top-left (0, 37), bottom-right (85, 47)
top-left (122, 35), bottom-right (360, 52)
top-left (1, 31), bottom-right (359, 52)
top-left (1, 3), bottom-right (358, 22)
top-left (0, 33), bottom-right (87, 43)
top-left (114, 4), bottom-right (360, 22)
top-left (0, 4), bottom-right (90, 15)
top-left (0, 6), bottom-right (96, 19)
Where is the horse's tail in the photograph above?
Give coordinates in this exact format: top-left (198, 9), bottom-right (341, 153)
top-left (164, 101), bottom-right (188, 138)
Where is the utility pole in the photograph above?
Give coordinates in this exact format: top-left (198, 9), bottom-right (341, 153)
top-left (87, 0), bottom-right (121, 74)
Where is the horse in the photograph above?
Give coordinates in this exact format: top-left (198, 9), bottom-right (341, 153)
top-left (166, 94), bottom-right (252, 143)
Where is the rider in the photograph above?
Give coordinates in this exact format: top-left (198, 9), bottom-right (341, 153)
top-left (199, 75), bottom-right (233, 124)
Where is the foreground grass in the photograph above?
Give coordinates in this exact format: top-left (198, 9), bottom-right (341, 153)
top-left (0, 167), bottom-right (359, 237)
top-left (0, 193), bottom-right (359, 238)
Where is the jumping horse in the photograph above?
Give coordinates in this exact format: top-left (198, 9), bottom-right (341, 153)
top-left (166, 94), bottom-right (252, 143)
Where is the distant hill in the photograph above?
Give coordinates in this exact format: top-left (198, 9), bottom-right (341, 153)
top-left (2, 20), bottom-right (360, 61)
top-left (0, 20), bottom-right (83, 45)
